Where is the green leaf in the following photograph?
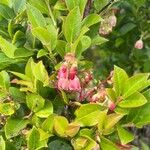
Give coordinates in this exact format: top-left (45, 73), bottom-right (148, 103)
top-left (113, 66), bottom-right (128, 96)
top-left (36, 100), bottom-right (53, 118)
top-left (32, 27), bottom-right (51, 46)
top-left (0, 36), bottom-right (16, 58)
top-left (5, 118), bottom-right (29, 139)
top-left (0, 103), bottom-right (14, 115)
top-left (104, 113), bottom-right (124, 134)
top-left (55, 40), bottom-right (66, 57)
top-left (0, 136), bottom-right (5, 150)
top-left (0, 53), bottom-right (16, 70)
top-left (27, 127), bottom-right (47, 150)
top-left (9, 87), bottom-right (26, 103)
top-left (27, 4), bottom-right (46, 28)
top-left (28, 0), bottom-right (48, 14)
top-left (65, 0), bottom-right (87, 15)
top-left (94, 0), bottom-right (108, 11)
top-left (71, 136), bottom-right (97, 150)
top-left (106, 88), bottom-right (117, 102)
top-left (75, 103), bottom-right (103, 127)
top-left (100, 137), bottom-right (118, 150)
top-left (117, 125), bottom-right (134, 145)
top-left (42, 114), bottom-right (55, 133)
top-left (123, 73), bottom-right (150, 99)
top-left (10, 71), bottom-right (31, 81)
top-left (25, 57), bottom-right (36, 81)
top-left (46, 25), bottom-right (58, 50)
top-left (63, 6), bottom-right (81, 43)
top-left (79, 128), bottom-right (94, 139)
top-left (119, 23), bottom-right (136, 35)
top-left (0, 4), bottom-right (15, 19)
top-left (97, 110), bottom-right (107, 133)
top-left (37, 49), bottom-right (48, 58)
top-left (91, 35), bottom-right (108, 46)
top-left (38, 128), bottom-right (51, 141)
top-left (0, 70), bottom-right (10, 90)
top-left (33, 61), bottom-right (49, 86)
top-left (127, 90), bottom-right (150, 127)
top-left (65, 122), bottom-right (80, 137)
top-left (32, 25), bottom-right (57, 51)
top-left (26, 93), bottom-right (45, 112)
top-left (12, 0), bottom-right (26, 13)
top-left (119, 92), bottom-right (147, 108)
top-left (82, 14), bottom-right (101, 27)
top-left (48, 139), bottom-right (73, 150)
top-left (14, 48), bottom-right (34, 58)
top-left (76, 35), bottom-right (91, 58)
top-left (54, 116), bottom-right (69, 137)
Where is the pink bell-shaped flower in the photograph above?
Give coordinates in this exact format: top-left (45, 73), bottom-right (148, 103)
top-left (58, 63), bottom-right (68, 79)
top-left (57, 78), bottom-right (69, 90)
top-left (69, 75), bottom-right (81, 92)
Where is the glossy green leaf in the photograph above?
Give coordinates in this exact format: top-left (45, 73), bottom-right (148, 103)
top-left (127, 90), bottom-right (150, 127)
top-left (9, 87), bottom-right (26, 103)
top-left (26, 93), bottom-right (45, 112)
top-left (12, 0), bottom-right (26, 13)
top-left (65, 0), bottom-right (87, 15)
top-left (76, 35), bottom-right (91, 58)
top-left (5, 118), bottom-right (29, 139)
top-left (27, 127), bottom-right (47, 150)
top-left (123, 73), bottom-right (150, 99)
top-left (113, 66), bottom-right (128, 96)
top-left (119, 92), bottom-right (147, 108)
top-left (48, 139), bottom-right (73, 150)
top-left (0, 136), bottom-right (5, 150)
top-left (28, 0), bottom-right (48, 14)
top-left (63, 7), bottom-right (81, 43)
top-left (117, 125), bottom-right (134, 145)
top-left (36, 100), bottom-right (53, 118)
top-left (106, 88), bottom-right (117, 102)
top-left (100, 137), bottom-right (118, 150)
top-left (0, 36), bottom-right (16, 58)
top-left (0, 70), bottom-right (10, 90)
top-left (54, 116), bottom-right (69, 137)
top-left (0, 103), bottom-right (14, 115)
top-left (75, 103), bottom-right (103, 127)
top-left (65, 122), bottom-right (80, 137)
top-left (27, 4), bottom-right (46, 28)
top-left (94, 0), bottom-right (108, 11)
top-left (0, 4), bottom-right (15, 19)
top-left (91, 35), bottom-right (108, 46)
top-left (82, 14), bottom-right (101, 27)
top-left (33, 61), bottom-right (49, 86)
top-left (42, 114), bottom-right (55, 133)
top-left (25, 57), bottom-right (36, 80)
top-left (104, 113), bottom-right (124, 133)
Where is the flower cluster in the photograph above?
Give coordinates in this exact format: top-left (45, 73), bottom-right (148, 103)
top-left (57, 53), bottom-right (81, 92)
top-left (99, 14), bottom-right (117, 35)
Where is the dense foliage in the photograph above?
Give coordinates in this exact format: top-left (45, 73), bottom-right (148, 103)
top-left (0, 0), bottom-right (150, 149)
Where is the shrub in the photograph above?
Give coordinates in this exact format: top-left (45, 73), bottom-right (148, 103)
top-left (0, 0), bottom-right (149, 149)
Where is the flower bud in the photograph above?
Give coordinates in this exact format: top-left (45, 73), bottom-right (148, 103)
top-left (109, 15), bottom-right (117, 27)
top-left (64, 53), bottom-right (76, 63)
top-left (134, 39), bottom-right (143, 49)
top-left (108, 101), bottom-right (116, 111)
